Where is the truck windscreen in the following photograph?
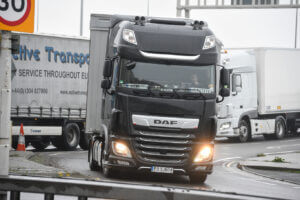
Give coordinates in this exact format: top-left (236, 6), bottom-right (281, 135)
top-left (118, 60), bottom-right (215, 95)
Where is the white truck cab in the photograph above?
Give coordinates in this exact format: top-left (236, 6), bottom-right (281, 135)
top-left (217, 48), bottom-right (300, 142)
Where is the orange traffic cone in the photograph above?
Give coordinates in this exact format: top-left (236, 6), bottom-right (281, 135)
top-left (16, 123), bottom-right (26, 151)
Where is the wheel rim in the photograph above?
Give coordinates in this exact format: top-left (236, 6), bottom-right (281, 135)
top-left (89, 147), bottom-right (93, 164)
top-left (98, 143), bottom-right (102, 167)
top-left (66, 127), bottom-right (77, 146)
top-left (276, 120), bottom-right (284, 137)
top-left (240, 125), bottom-right (248, 140)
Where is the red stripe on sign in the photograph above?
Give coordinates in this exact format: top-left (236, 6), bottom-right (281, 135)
top-left (0, 0), bottom-right (31, 26)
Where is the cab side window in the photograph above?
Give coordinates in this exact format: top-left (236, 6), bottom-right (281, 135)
top-left (232, 74), bottom-right (242, 93)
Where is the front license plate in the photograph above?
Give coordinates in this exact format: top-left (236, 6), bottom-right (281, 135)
top-left (151, 166), bottom-right (174, 174)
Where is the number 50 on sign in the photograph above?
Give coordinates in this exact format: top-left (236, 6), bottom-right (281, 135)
top-left (0, 0), bottom-right (35, 33)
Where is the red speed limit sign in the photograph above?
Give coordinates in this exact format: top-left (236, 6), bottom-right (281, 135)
top-left (0, 0), bottom-right (35, 33)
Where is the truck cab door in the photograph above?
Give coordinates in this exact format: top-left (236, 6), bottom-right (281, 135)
top-left (231, 72), bottom-right (257, 117)
top-left (102, 59), bottom-right (118, 121)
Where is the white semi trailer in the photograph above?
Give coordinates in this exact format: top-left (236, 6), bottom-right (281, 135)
top-left (11, 33), bottom-right (90, 150)
top-left (217, 48), bottom-right (300, 142)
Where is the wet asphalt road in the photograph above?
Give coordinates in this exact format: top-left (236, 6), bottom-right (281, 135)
top-left (27, 135), bottom-right (300, 200)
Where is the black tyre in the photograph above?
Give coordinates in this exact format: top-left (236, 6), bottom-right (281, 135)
top-left (101, 145), bottom-right (117, 178)
top-left (274, 117), bottom-right (286, 139)
top-left (79, 132), bottom-right (90, 150)
top-left (51, 137), bottom-right (64, 149)
top-left (238, 119), bottom-right (251, 142)
top-left (31, 137), bottom-right (51, 151)
top-left (263, 134), bottom-right (274, 140)
top-left (189, 173), bottom-right (207, 184)
top-left (88, 141), bottom-right (99, 171)
top-left (11, 136), bottom-right (18, 149)
top-left (62, 123), bottom-right (80, 150)
top-left (102, 165), bottom-right (116, 178)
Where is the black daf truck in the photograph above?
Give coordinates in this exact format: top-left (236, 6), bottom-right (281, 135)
top-left (86, 14), bottom-right (229, 183)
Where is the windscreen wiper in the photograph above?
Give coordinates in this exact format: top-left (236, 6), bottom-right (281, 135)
top-left (158, 90), bottom-right (177, 98)
top-left (132, 88), bottom-right (154, 97)
top-left (173, 88), bottom-right (207, 100)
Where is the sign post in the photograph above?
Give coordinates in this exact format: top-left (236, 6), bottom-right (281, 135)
top-left (0, 0), bottom-right (35, 182)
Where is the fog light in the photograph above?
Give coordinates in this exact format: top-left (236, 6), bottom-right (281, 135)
top-left (193, 146), bottom-right (213, 163)
top-left (112, 141), bottom-right (132, 158)
top-left (220, 122), bottom-right (231, 130)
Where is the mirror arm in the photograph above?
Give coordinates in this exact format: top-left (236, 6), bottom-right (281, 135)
top-left (106, 89), bottom-right (114, 95)
top-left (216, 96), bottom-right (224, 103)
top-left (216, 64), bottom-right (225, 68)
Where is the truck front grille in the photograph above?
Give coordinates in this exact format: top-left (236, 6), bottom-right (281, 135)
top-left (132, 130), bottom-right (195, 165)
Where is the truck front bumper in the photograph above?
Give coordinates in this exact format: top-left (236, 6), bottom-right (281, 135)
top-left (103, 155), bottom-right (213, 175)
top-left (216, 118), bottom-right (239, 138)
top-left (103, 138), bottom-right (213, 175)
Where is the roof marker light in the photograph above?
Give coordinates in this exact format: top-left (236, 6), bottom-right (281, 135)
top-left (123, 29), bottom-right (137, 45)
top-left (203, 35), bottom-right (216, 50)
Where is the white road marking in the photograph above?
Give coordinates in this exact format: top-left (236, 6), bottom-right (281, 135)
top-left (213, 157), bottom-right (241, 163)
top-left (253, 180), bottom-right (276, 186)
top-left (293, 186), bottom-right (300, 189)
top-left (279, 139), bottom-right (300, 143)
top-left (263, 150), bottom-right (300, 155)
top-left (266, 143), bottom-right (300, 149)
top-left (49, 152), bottom-right (66, 156)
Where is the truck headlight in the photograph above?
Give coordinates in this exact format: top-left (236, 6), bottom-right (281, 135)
top-left (193, 146), bottom-right (213, 163)
top-left (123, 29), bottom-right (137, 45)
top-left (203, 35), bottom-right (216, 50)
top-left (112, 141), bottom-right (132, 158)
top-left (220, 122), bottom-right (231, 130)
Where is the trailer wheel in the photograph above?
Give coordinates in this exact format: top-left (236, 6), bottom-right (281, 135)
top-left (51, 137), bottom-right (64, 149)
top-left (11, 136), bottom-right (18, 149)
top-left (31, 137), bottom-right (51, 151)
top-left (62, 123), bottom-right (80, 150)
top-left (274, 117), bottom-right (286, 139)
top-left (189, 173), bottom-right (207, 184)
top-left (263, 134), bottom-right (274, 140)
top-left (238, 119), bottom-right (251, 142)
top-left (79, 132), bottom-right (90, 150)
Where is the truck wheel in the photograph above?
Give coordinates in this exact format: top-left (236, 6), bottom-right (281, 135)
top-left (88, 141), bottom-right (99, 171)
top-left (31, 137), bottom-right (51, 151)
top-left (274, 117), bottom-right (286, 139)
top-left (263, 134), bottom-right (274, 140)
top-left (62, 123), bottom-right (80, 150)
top-left (102, 165), bottom-right (116, 178)
top-left (79, 132), bottom-right (90, 150)
top-left (51, 137), bottom-right (64, 149)
top-left (101, 149), bottom-right (117, 178)
top-left (189, 173), bottom-right (207, 184)
top-left (238, 120), bottom-right (251, 142)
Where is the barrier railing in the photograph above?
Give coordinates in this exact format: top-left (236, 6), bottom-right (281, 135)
top-left (0, 175), bottom-right (274, 200)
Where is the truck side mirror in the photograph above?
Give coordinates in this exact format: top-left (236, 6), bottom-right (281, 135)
top-left (103, 59), bottom-right (112, 77)
top-left (220, 87), bottom-right (230, 97)
top-left (101, 79), bottom-right (111, 90)
top-left (221, 68), bottom-right (230, 86)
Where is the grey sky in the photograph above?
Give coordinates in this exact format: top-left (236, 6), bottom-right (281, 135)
top-left (35, 0), bottom-right (299, 48)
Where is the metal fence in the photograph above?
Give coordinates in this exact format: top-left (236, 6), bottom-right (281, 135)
top-left (11, 106), bottom-right (86, 119)
top-left (177, 0), bottom-right (300, 17)
top-left (0, 175), bottom-right (274, 200)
